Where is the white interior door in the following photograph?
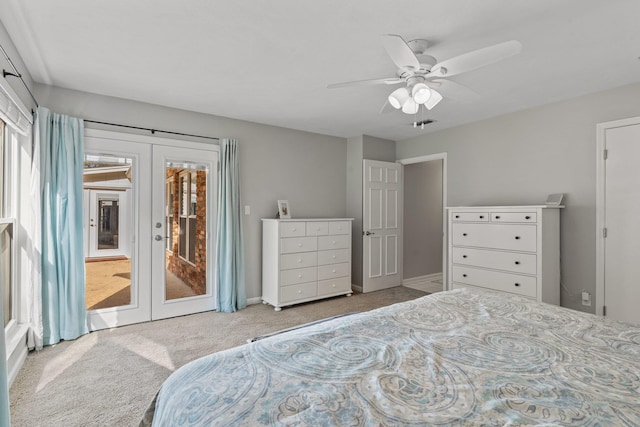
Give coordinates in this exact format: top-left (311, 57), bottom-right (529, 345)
top-left (151, 144), bottom-right (218, 320)
top-left (362, 159), bottom-right (403, 292)
top-left (603, 123), bottom-right (640, 323)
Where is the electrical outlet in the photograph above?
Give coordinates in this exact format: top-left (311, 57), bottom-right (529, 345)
top-left (244, 205), bottom-right (251, 215)
top-left (581, 291), bottom-right (591, 306)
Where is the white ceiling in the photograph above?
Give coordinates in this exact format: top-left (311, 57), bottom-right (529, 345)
top-left (1, 0), bottom-right (639, 141)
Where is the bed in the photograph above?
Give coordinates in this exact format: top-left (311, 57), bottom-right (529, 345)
top-left (145, 288), bottom-right (640, 426)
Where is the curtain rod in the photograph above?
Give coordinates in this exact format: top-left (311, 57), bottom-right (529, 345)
top-left (0, 42), bottom-right (39, 109)
top-left (83, 119), bottom-right (220, 141)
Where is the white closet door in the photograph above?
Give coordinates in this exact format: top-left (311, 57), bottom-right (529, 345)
top-left (604, 123), bottom-right (640, 323)
top-left (362, 159), bottom-right (403, 292)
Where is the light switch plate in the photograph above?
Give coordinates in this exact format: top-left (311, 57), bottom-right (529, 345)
top-left (244, 205), bottom-right (250, 215)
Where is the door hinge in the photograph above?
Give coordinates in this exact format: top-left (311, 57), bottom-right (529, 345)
top-left (603, 149), bottom-right (608, 160)
top-left (603, 305), bottom-right (606, 316)
top-left (603, 227), bottom-right (607, 238)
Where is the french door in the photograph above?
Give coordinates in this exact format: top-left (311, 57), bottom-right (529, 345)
top-left (84, 130), bottom-right (218, 330)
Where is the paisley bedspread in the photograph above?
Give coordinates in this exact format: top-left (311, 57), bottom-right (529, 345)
top-left (150, 288), bottom-right (640, 426)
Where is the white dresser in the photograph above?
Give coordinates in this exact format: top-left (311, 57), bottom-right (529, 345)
top-left (447, 206), bottom-right (562, 304)
top-left (262, 218), bottom-right (354, 311)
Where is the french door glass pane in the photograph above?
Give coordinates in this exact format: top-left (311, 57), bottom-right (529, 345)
top-left (165, 162), bottom-right (208, 300)
top-left (84, 154), bottom-right (133, 310)
top-left (1, 222), bottom-right (12, 327)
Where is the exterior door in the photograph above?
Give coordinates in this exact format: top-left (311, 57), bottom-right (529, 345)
top-left (362, 159), bottom-right (403, 292)
top-left (84, 137), bottom-right (152, 329)
top-left (88, 190), bottom-right (128, 258)
top-left (151, 145), bottom-right (218, 320)
top-left (602, 122), bottom-right (640, 323)
top-left (84, 129), bottom-right (219, 330)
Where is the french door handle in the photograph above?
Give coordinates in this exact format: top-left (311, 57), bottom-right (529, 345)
top-left (364, 231), bottom-right (375, 236)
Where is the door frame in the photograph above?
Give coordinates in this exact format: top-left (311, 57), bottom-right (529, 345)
top-left (84, 129), bottom-right (220, 330)
top-left (362, 159), bottom-right (403, 292)
top-left (397, 152), bottom-right (448, 290)
top-left (595, 116), bottom-right (640, 316)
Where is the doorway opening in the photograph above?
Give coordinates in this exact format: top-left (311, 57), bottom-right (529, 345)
top-left (399, 153), bottom-right (447, 293)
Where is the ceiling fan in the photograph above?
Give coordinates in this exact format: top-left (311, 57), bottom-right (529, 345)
top-left (328, 35), bottom-right (522, 116)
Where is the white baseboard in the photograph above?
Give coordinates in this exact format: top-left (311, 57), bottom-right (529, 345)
top-left (7, 341), bottom-right (28, 388)
top-left (247, 297), bottom-right (262, 305)
top-left (351, 284), bottom-right (362, 293)
top-left (403, 273), bottom-right (443, 294)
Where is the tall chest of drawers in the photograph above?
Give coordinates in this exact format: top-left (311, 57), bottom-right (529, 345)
top-left (447, 206), bottom-right (562, 304)
top-left (262, 218), bottom-right (354, 311)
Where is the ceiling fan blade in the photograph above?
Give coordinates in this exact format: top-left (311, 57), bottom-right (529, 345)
top-left (429, 40), bottom-right (522, 78)
top-left (428, 79), bottom-right (479, 102)
top-left (382, 34), bottom-right (420, 71)
top-left (379, 100), bottom-right (396, 114)
top-left (327, 77), bottom-right (402, 89)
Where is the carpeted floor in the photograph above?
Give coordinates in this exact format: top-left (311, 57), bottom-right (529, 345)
top-left (9, 286), bottom-right (427, 427)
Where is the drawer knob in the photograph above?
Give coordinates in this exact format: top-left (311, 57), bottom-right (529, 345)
top-left (298, 274), bottom-right (303, 278)
top-left (525, 216), bottom-right (531, 220)
top-left (332, 284), bottom-right (336, 288)
top-left (462, 274), bottom-right (467, 277)
top-left (298, 243), bottom-right (303, 247)
top-left (298, 290), bottom-right (302, 294)
top-left (332, 269), bottom-right (336, 273)
top-left (514, 283), bottom-right (520, 287)
top-left (332, 240), bottom-right (336, 244)
top-left (332, 255), bottom-right (336, 259)
top-left (462, 255), bottom-right (467, 258)
top-left (515, 236), bottom-right (521, 240)
top-left (515, 261), bottom-right (520, 265)
top-left (297, 259), bottom-right (302, 263)
top-left (479, 215), bottom-right (484, 219)
top-left (462, 233), bottom-right (468, 237)
top-left (455, 215), bottom-right (460, 218)
top-left (495, 215), bottom-right (501, 219)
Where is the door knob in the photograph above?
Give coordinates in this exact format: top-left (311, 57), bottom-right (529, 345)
top-left (364, 231), bottom-right (375, 236)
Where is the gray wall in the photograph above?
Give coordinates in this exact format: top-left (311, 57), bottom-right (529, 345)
top-left (35, 84), bottom-right (348, 301)
top-left (396, 81), bottom-right (640, 313)
top-left (403, 160), bottom-right (443, 279)
top-left (346, 136), bottom-right (364, 286)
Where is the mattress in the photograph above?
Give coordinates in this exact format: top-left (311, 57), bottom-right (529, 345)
top-left (148, 288), bottom-right (640, 426)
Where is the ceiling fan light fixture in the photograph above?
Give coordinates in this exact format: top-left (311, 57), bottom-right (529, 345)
top-left (388, 87), bottom-right (409, 109)
top-left (401, 98), bottom-right (419, 114)
top-left (411, 83), bottom-right (431, 104)
top-left (424, 89), bottom-right (443, 110)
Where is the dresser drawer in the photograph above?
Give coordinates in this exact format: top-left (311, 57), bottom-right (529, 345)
top-left (280, 282), bottom-right (317, 303)
top-left (318, 248), bottom-right (350, 265)
top-left (318, 277), bottom-right (351, 296)
top-left (280, 222), bottom-right (306, 237)
top-left (318, 262), bottom-right (350, 280)
top-left (452, 266), bottom-right (537, 298)
top-left (329, 221), bottom-right (350, 235)
top-left (318, 235), bottom-right (350, 250)
top-left (490, 212), bottom-right (537, 223)
top-left (452, 247), bottom-right (537, 275)
top-left (306, 221), bottom-right (329, 236)
top-left (452, 223), bottom-right (536, 252)
top-left (451, 212), bottom-right (489, 222)
top-left (280, 252), bottom-right (317, 270)
top-left (280, 266), bottom-right (317, 286)
top-left (280, 237), bottom-right (318, 254)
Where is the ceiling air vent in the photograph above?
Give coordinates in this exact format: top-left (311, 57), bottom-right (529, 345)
top-left (411, 119), bottom-right (435, 129)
